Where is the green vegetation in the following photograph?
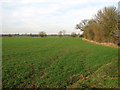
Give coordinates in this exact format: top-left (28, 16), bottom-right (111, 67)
top-left (2, 37), bottom-right (118, 88)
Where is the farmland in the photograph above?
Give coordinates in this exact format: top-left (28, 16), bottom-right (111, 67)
top-left (2, 37), bottom-right (118, 88)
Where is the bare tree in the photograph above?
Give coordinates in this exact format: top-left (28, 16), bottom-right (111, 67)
top-left (62, 30), bottom-right (66, 36)
top-left (75, 19), bottom-right (88, 31)
top-left (39, 31), bottom-right (47, 37)
top-left (58, 31), bottom-right (63, 37)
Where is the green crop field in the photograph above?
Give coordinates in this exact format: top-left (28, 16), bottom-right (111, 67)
top-left (2, 37), bottom-right (118, 88)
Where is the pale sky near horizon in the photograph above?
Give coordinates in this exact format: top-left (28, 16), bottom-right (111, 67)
top-left (1, 0), bottom-right (120, 34)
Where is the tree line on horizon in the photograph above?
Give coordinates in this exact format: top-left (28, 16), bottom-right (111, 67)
top-left (2, 30), bottom-right (79, 38)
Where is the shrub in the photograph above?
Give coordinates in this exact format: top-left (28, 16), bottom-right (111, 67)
top-left (8, 34), bottom-right (13, 37)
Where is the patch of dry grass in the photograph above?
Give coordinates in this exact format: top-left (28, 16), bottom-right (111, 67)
top-left (82, 38), bottom-right (119, 49)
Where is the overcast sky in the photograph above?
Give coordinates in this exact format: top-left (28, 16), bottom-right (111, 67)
top-left (1, 0), bottom-right (119, 34)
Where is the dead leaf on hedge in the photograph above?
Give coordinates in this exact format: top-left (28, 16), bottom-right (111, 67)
top-left (80, 74), bottom-right (83, 77)
top-left (98, 83), bottom-right (102, 86)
